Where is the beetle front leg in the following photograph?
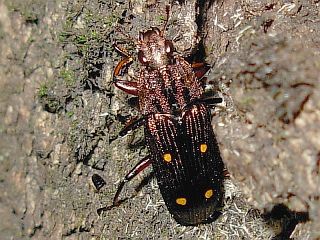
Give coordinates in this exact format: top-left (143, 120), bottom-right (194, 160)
top-left (114, 79), bottom-right (138, 96)
top-left (97, 156), bottom-right (152, 215)
top-left (113, 44), bottom-right (138, 96)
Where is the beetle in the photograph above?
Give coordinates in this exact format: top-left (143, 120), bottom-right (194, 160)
top-left (99, 8), bottom-right (225, 225)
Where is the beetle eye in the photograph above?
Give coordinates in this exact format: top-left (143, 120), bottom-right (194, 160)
top-left (165, 40), bottom-right (174, 54)
top-left (138, 51), bottom-right (148, 64)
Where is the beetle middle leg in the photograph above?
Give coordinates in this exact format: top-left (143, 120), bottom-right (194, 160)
top-left (200, 96), bottom-right (223, 106)
top-left (183, 97), bottom-right (223, 110)
top-left (119, 116), bottom-right (145, 137)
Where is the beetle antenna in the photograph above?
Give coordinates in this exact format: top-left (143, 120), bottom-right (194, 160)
top-left (161, 5), bottom-right (170, 36)
top-left (115, 26), bottom-right (138, 45)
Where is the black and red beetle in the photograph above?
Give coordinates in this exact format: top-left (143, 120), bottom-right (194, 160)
top-left (98, 9), bottom-right (225, 225)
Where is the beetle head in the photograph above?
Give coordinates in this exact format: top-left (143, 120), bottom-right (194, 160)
top-left (137, 27), bottom-right (174, 69)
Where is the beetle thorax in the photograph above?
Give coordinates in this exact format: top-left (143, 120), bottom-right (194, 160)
top-left (141, 41), bottom-right (169, 68)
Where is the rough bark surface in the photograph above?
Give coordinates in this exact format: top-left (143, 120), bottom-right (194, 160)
top-left (0, 0), bottom-right (318, 239)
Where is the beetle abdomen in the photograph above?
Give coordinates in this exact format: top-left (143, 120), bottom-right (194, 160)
top-left (145, 103), bottom-right (224, 225)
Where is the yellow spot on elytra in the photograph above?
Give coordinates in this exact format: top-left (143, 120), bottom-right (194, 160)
top-left (176, 197), bottom-right (187, 205)
top-left (200, 143), bottom-right (208, 153)
top-left (163, 153), bottom-right (172, 162)
top-left (205, 189), bottom-right (213, 199)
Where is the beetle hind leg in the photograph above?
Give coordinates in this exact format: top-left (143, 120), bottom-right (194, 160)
top-left (97, 156), bottom-right (152, 215)
top-left (113, 156), bottom-right (152, 205)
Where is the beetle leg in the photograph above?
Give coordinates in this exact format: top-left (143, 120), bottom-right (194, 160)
top-left (119, 116), bottom-right (145, 137)
top-left (200, 96), bottom-right (223, 106)
top-left (183, 97), bottom-right (222, 110)
top-left (113, 44), bottom-right (138, 96)
top-left (223, 167), bottom-right (230, 178)
top-left (114, 79), bottom-right (138, 96)
top-left (192, 62), bottom-right (210, 80)
top-left (113, 156), bottom-right (152, 205)
top-left (97, 156), bottom-right (152, 215)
